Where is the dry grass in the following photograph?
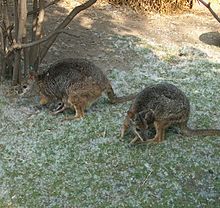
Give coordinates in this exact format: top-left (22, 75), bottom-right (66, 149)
top-left (106, 0), bottom-right (193, 14)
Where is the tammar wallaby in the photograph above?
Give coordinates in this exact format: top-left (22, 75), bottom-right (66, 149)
top-left (121, 83), bottom-right (220, 143)
top-left (27, 58), bottom-right (136, 119)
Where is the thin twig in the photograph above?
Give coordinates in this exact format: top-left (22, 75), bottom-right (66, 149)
top-left (198, 0), bottom-right (220, 24)
top-left (141, 171), bottom-right (152, 186)
top-left (8, 29), bottom-right (73, 50)
top-left (103, 125), bottom-right (107, 137)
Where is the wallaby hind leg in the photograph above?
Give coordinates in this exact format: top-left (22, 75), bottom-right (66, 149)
top-left (146, 121), bottom-right (169, 143)
top-left (152, 121), bottom-right (170, 142)
top-left (64, 104), bottom-right (85, 120)
top-left (63, 94), bottom-right (86, 120)
top-left (106, 85), bottom-right (117, 104)
top-left (64, 82), bottom-right (103, 120)
top-left (74, 104), bottom-right (85, 119)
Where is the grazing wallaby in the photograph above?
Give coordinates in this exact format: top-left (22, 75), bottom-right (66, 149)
top-left (25, 58), bottom-right (136, 119)
top-left (121, 83), bottom-right (220, 143)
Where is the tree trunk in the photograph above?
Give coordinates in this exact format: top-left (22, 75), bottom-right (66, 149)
top-left (13, 0), bottom-right (27, 85)
top-left (0, 0), bottom-right (97, 85)
top-left (0, 1), bottom-right (4, 81)
top-left (12, 0), bottom-right (20, 85)
top-left (20, 0), bottom-right (29, 77)
top-left (29, 0), bottom-right (45, 72)
top-left (29, 0), bottom-right (38, 72)
top-left (0, 0), bottom-right (10, 80)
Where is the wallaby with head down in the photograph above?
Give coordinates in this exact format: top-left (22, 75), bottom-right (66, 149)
top-left (25, 58), bottom-right (136, 119)
top-left (121, 83), bottom-right (220, 143)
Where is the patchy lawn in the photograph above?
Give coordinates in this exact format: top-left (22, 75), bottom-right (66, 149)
top-left (0, 34), bottom-right (220, 207)
top-left (1, 0), bottom-right (220, 207)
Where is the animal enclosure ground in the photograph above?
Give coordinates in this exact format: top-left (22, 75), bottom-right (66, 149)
top-left (0, 0), bottom-right (220, 207)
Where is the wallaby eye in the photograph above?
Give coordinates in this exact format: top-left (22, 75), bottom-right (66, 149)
top-left (23, 85), bottom-right (27, 89)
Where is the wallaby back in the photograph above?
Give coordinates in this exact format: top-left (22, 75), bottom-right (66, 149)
top-left (36, 58), bottom-right (109, 101)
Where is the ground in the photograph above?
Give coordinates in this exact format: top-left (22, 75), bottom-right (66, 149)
top-left (0, 0), bottom-right (220, 207)
top-left (42, 0), bottom-right (220, 71)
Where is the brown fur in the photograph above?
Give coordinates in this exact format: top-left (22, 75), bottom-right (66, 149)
top-left (121, 83), bottom-right (220, 143)
top-left (30, 58), bottom-right (136, 119)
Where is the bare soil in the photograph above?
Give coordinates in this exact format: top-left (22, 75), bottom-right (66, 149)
top-left (41, 0), bottom-right (220, 72)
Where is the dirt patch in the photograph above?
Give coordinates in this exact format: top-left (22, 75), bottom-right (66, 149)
top-left (40, 0), bottom-right (220, 72)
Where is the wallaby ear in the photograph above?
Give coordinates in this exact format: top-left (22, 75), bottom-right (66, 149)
top-left (127, 110), bottom-right (135, 118)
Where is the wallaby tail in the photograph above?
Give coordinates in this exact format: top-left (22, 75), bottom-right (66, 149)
top-left (180, 122), bottom-right (220, 137)
top-left (106, 85), bottom-right (136, 104)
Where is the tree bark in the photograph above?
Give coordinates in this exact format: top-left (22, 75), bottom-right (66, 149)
top-left (0, 0), bottom-right (10, 80)
top-left (13, 0), bottom-right (28, 85)
top-left (33, 0), bottom-right (45, 72)
top-left (0, 1), bottom-right (4, 80)
top-left (29, 0), bottom-right (45, 72)
top-left (12, 0), bottom-right (20, 85)
top-left (20, 0), bottom-right (29, 77)
top-left (29, 0), bottom-right (38, 71)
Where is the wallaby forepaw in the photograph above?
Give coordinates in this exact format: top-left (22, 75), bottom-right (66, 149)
top-left (50, 111), bottom-right (59, 115)
top-left (129, 136), bottom-right (139, 145)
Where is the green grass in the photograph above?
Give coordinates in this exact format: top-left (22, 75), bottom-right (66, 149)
top-left (0, 36), bottom-right (220, 207)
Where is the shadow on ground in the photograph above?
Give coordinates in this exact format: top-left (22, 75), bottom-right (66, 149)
top-left (40, 1), bottom-right (157, 72)
top-left (199, 31), bottom-right (220, 47)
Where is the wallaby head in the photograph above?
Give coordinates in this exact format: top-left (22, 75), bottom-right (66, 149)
top-left (19, 71), bottom-right (51, 105)
top-left (126, 109), bottom-right (155, 140)
top-left (19, 73), bottom-right (37, 95)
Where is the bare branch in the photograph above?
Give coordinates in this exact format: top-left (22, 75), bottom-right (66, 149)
top-left (1, 0), bottom-right (97, 83)
top-left (9, 29), bottom-right (77, 50)
top-left (198, 0), bottom-right (220, 24)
